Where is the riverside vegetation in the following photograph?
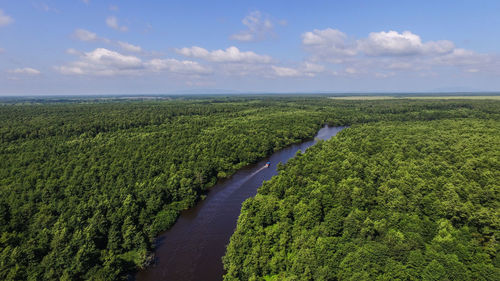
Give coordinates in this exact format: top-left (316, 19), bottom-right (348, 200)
top-left (223, 103), bottom-right (500, 280)
top-left (0, 97), bottom-right (499, 280)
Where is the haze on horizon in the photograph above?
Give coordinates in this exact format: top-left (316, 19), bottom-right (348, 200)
top-left (1, 0), bottom-right (500, 95)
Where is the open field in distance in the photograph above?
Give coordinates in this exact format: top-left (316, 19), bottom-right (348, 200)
top-left (329, 95), bottom-right (500, 100)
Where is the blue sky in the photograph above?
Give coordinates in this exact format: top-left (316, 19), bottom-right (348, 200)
top-left (1, 0), bottom-right (500, 95)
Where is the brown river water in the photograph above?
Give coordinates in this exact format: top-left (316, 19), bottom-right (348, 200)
top-left (135, 125), bottom-right (345, 281)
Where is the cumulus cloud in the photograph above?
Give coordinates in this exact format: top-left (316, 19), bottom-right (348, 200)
top-left (106, 16), bottom-right (128, 32)
top-left (0, 9), bottom-right (13, 27)
top-left (300, 27), bottom-right (498, 77)
top-left (176, 46), bottom-right (272, 63)
top-left (176, 45), bottom-right (326, 78)
top-left (302, 28), bottom-right (357, 60)
top-left (56, 48), bottom-right (210, 76)
top-left (117, 41), bottom-right (142, 53)
top-left (231, 10), bottom-right (275, 42)
top-left (85, 48), bottom-right (141, 68)
top-left (145, 59), bottom-right (212, 74)
top-left (71, 29), bottom-right (143, 54)
top-left (302, 28), bottom-right (457, 60)
top-left (56, 48), bottom-right (141, 75)
top-left (8, 67), bottom-right (41, 75)
top-left (358, 30), bottom-right (454, 56)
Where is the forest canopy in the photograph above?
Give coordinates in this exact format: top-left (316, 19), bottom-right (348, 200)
top-left (223, 117), bottom-right (500, 280)
top-left (0, 97), bottom-right (499, 280)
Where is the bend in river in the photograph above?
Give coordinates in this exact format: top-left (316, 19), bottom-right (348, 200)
top-left (135, 125), bottom-right (346, 281)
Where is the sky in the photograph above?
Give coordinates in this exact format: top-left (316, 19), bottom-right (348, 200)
top-left (1, 0), bottom-right (500, 95)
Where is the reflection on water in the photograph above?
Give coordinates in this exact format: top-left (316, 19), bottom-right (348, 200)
top-left (135, 126), bottom-right (346, 281)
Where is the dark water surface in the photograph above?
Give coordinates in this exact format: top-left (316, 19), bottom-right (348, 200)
top-left (135, 126), bottom-right (345, 281)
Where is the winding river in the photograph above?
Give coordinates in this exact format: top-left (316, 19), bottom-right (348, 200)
top-left (135, 125), bottom-right (345, 281)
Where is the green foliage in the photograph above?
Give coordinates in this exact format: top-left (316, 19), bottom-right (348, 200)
top-left (0, 98), bottom-right (329, 280)
top-left (224, 118), bottom-right (500, 281)
top-left (1, 97), bottom-right (499, 280)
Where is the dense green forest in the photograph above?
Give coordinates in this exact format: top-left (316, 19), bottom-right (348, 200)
top-left (223, 118), bottom-right (500, 280)
top-left (1, 97), bottom-right (499, 280)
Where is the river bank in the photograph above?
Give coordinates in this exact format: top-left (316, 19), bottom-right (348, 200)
top-left (135, 125), bottom-right (346, 281)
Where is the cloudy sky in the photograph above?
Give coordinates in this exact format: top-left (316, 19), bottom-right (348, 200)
top-left (1, 0), bottom-right (500, 95)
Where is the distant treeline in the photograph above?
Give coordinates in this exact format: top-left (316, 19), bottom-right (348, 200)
top-left (0, 97), bottom-right (499, 280)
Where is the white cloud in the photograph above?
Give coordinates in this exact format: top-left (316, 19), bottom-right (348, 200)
top-left (8, 67), bottom-right (41, 75)
top-left (431, 48), bottom-right (500, 74)
top-left (358, 30), bottom-right (454, 56)
top-left (57, 48), bottom-right (142, 75)
top-left (302, 28), bottom-right (456, 60)
top-left (431, 48), bottom-right (490, 66)
top-left (177, 45), bottom-right (325, 78)
top-left (118, 41), bottom-right (142, 53)
top-left (72, 29), bottom-right (141, 54)
top-left (145, 59), bottom-right (212, 74)
top-left (0, 9), bottom-right (13, 27)
top-left (271, 62), bottom-right (325, 78)
top-left (81, 0), bottom-right (90, 4)
top-left (215, 62), bottom-right (271, 77)
top-left (231, 10), bottom-right (275, 42)
top-left (302, 28), bottom-right (357, 59)
top-left (73, 29), bottom-right (99, 41)
top-left (85, 48), bottom-right (141, 68)
top-left (56, 48), bottom-right (210, 76)
top-left (302, 62), bottom-right (325, 74)
top-left (56, 65), bottom-right (85, 75)
top-left (300, 27), bottom-right (500, 77)
top-left (422, 40), bottom-right (456, 55)
top-left (176, 46), bottom-right (272, 63)
top-left (302, 28), bottom-right (345, 47)
top-left (106, 16), bottom-right (128, 32)
top-left (272, 66), bottom-right (301, 77)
